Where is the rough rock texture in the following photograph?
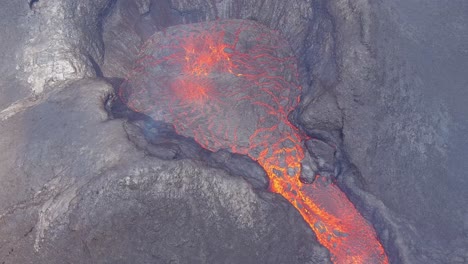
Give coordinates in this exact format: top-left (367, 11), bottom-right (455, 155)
top-left (0, 1), bottom-right (31, 110)
top-left (0, 1), bottom-right (330, 263)
top-left (1, 0), bottom-right (468, 263)
top-left (322, 1), bottom-right (468, 263)
top-left (0, 79), bottom-right (329, 263)
top-left (101, 0), bottom-right (317, 82)
top-left (123, 119), bottom-right (270, 190)
top-left (118, 20), bottom-right (391, 263)
top-left (0, 0), bottom-right (113, 112)
top-left (120, 19), bottom-right (302, 161)
top-left (299, 91), bottom-right (342, 133)
top-left (103, 0), bottom-right (468, 263)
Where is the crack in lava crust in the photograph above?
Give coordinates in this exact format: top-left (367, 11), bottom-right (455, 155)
top-left (119, 19), bottom-right (389, 264)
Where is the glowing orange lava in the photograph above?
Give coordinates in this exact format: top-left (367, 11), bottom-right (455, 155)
top-left (120, 20), bottom-right (389, 264)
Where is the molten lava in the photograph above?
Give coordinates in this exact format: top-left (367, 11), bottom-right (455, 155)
top-left (120, 19), bottom-right (388, 264)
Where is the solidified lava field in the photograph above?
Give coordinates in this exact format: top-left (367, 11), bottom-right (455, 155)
top-left (120, 19), bottom-right (388, 264)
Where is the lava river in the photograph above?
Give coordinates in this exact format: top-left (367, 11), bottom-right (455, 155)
top-left (119, 19), bottom-right (389, 264)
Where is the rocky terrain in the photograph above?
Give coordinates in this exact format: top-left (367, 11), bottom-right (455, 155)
top-left (0, 0), bottom-right (467, 263)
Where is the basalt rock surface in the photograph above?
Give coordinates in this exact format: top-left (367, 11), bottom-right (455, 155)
top-left (0, 79), bottom-right (329, 264)
top-left (0, 0), bottom-right (467, 263)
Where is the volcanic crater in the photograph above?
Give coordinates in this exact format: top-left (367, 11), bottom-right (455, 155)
top-left (116, 19), bottom-right (388, 264)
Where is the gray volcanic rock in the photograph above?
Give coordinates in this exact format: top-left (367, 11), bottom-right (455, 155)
top-left (0, 79), bottom-right (330, 263)
top-left (298, 91), bottom-right (343, 133)
top-left (305, 139), bottom-right (337, 175)
top-left (119, 19), bottom-right (302, 159)
top-left (319, 1), bottom-right (468, 262)
top-left (0, 1), bottom-right (31, 110)
top-left (101, 0), bottom-right (317, 81)
top-left (123, 120), bottom-right (270, 190)
top-left (0, 0), bottom-right (114, 111)
top-left (1, 0), bottom-right (467, 263)
top-left (0, 4), bottom-right (332, 260)
top-left (0, 80), bottom-right (117, 213)
top-left (299, 151), bottom-right (318, 184)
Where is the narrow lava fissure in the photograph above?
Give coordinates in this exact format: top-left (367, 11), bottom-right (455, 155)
top-left (103, 17), bottom-right (389, 263)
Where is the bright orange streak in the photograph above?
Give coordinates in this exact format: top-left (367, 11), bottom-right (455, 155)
top-left (121, 20), bottom-right (389, 264)
top-left (181, 30), bottom-right (232, 76)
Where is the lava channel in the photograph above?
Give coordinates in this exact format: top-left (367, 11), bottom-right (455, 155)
top-left (119, 19), bottom-right (389, 264)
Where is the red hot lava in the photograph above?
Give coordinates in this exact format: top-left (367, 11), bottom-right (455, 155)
top-left (120, 19), bottom-right (389, 264)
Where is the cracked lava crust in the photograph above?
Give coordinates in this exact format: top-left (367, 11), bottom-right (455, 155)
top-left (119, 19), bottom-right (388, 264)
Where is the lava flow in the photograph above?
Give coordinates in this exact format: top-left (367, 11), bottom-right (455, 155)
top-left (120, 19), bottom-right (389, 264)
